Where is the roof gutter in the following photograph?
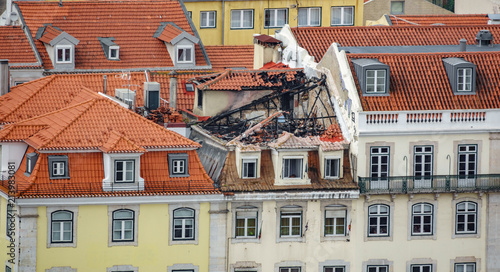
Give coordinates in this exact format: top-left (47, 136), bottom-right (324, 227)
top-left (43, 66), bottom-right (213, 75)
top-left (15, 3), bottom-right (43, 67)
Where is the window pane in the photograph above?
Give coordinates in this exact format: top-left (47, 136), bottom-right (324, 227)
top-left (114, 210), bottom-right (133, 219)
top-left (243, 10), bottom-right (253, 27)
top-left (231, 10), bottom-right (240, 28)
top-left (53, 211), bottom-right (72, 220)
top-left (174, 209), bottom-right (194, 217)
top-left (331, 8), bottom-right (341, 25)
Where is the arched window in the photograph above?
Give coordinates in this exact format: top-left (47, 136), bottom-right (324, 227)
top-left (112, 209), bottom-right (134, 242)
top-left (412, 203), bottom-right (433, 235)
top-left (368, 204), bottom-right (389, 236)
top-left (173, 208), bottom-right (195, 240)
top-left (51, 210), bottom-right (73, 243)
top-left (456, 201), bottom-right (477, 234)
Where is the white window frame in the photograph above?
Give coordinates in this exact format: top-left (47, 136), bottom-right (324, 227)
top-left (414, 146), bottom-right (433, 188)
top-left (298, 7), bottom-right (321, 26)
top-left (280, 210), bottom-right (302, 237)
top-left (173, 208), bottom-right (195, 240)
top-left (411, 203), bottom-right (433, 236)
top-left (367, 266), bottom-right (388, 272)
top-left (231, 9), bottom-right (254, 29)
top-left (282, 156), bottom-right (303, 179)
top-left (370, 147), bottom-right (390, 189)
top-left (280, 267), bottom-right (301, 272)
top-left (325, 157), bottom-right (340, 179)
top-left (200, 11), bottom-right (216, 28)
top-left (112, 209), bottom-right (134, 242)
top-left (411, 264), bottom-right (432, 272)
top-left (51, 211), bottom-right (73, 243)
top-left (454, 263), bottom-right (475, 272)
top-left (456, 201), bottom-right (477, 234)
top-left (457, 144), bottom-right (477, 181)
top-left (366, 69), bottom-right (387, 94)
top-left (331, 6), bottom-right (354, 26)
top-left (56, 45), bottom-right (73, 64)
top-left (52, 162), bottom-right (65, 176)
top-left (264, 8), bottom-right (288, 28)
top-left (173, 159), bottom-right (185, 174)
top-left (325, 205), bottom-right (346, 236)
top-left (177, 45), bottom-right (194, 64)
top-left (368, 204), bottom-right (389, 237)
top-left (235, 209), bottom-right (258, 238)
top-left (298, 7), bottom-right (321, 27)
top-left (324, 266), bottom-right (345, 272)
top-left (242, 158), bottom-right (257, 178)
top-left (114, 160), bottom-right (135, 183)
top-left (109, 46), bottom-right (119, 60)
top-left (457, 68), bottom-right (473, 92)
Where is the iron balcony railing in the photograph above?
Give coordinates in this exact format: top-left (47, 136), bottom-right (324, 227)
top-left (358, 174), bottom-right (500, 194)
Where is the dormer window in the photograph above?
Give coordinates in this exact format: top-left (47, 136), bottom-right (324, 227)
top-left (56, 45), bottom-right (72, 63)
top-left (351, 59), bottom-right (390, 96)
top-left (242, 158), bottom-right (257, 178)
top-left (98, 37), bottom-right (120, 61)
top-left (185, 83), bottom-right (195, 92)
top-left (109, 46), bottom-right (120, 60)
top-left (115, 160), bottom-right (134, 183)
top-left (324, 157), bottom-right (340, 179)
top-left (168, 153), bottom-right (189, 177)
top-left (442, 58), bottom-right (476, 95)
top-left (283, 157), bottom-right (303, 179)
top-left (25, 153), bottom-right (39, 175)
top-left (48, 155), bottom-right (69, 179)
top-left (177, 45), bottom-right (193, 63)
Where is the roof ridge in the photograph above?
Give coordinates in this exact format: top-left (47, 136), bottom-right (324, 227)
top-left (100, 131), bottom-right (147, 153)
top-left (198, 69), bottom-right (230, 90)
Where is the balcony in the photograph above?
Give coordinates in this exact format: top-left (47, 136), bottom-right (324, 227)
top-left (358, 174), bottom-right (500, 194)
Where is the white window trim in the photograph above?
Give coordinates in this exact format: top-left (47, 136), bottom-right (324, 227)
top-left (450, 257), bottom-right (480, 272)
top-left (362, 260), bottom-right (393, 272)
top-left (169, 203), bottom-right (200, 245)
top-left (366, 69), bottom-right (387, 94)
top-left (108, 46), bottom-right (119, 60)
top-left (319, 260), bottom-right (350, 272)
top-left (276, 202), bottom-right (306, 243)
top-left (231, 9), bottom-right (254, 29)
top-left (107, 205), bottom-right (139, 247)
top-left (452, 197), bottom-right (481, 239)
top-left (107, 265), bottom-right (138, 272)
top-left (331, 6), bottom-right (354, 26)
top-left (321, 200), bottom-right (351, 242)
top-left (274, 261), bottom-right (304, 272)
top-left (46, 206), bottom-right (78, 248)
top-left (242, 158), bottom-right (258, 179)
top-left (282, 156), bottom-right (304, 179)
top-left (298, 7), bottom-right (321, 27)
top-left (324, 156), bottom-right (341, 179)
top-left (231, 261), bottom-right (262, 272)
top-left (114, 160), bottom-right (134, 183)
top-left (172, 207), bottom-right (195, 240)
top-left (324, 205), bottom-right (347, 237)
top-left (407, 197), bottom-right (437, 241)
top-left (457, 68), bottom-right (473, 92)
top-left (55, 45), bottom-right (73, 64)
top-left (102, 153), bottom-right (144, 191)
top-left (231, 203), bottom-right (262, 243)
top-left (406, 258), bottom-right (436, 272)
top-left (200, 11), bottom-right (216, 28)
top-left (411, 203), bottom-right (434, 236)
top-left (177, 45), bottom-right (194, 64)
top-left (364, 199), bottom-right (394, 241)
top-left (264, 8), bottom-right (288, 28)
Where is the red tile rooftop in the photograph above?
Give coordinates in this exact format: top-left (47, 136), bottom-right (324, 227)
top-left (389, 14), bottom-right (489, 26)
top-left (348, 52), bottom-right (500, 111)
top-left (292, 25), bottom-right (500, 61)
top-left (16, 0), bottom-right (208, 70)
top-left (0, 26), bottom-right (39, 67)
top-left (37, 25), bottom-right (63, 44)
top-left (204, 45), bottom-right (254, 71)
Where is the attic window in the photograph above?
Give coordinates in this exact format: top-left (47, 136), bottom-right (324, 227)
top-left (109, 46), bottom-right (119, 60)
top-left (351, 59), bottom-right (390, 96)
top-left (442, 58), bottom-right (476, 95)
top-left (185, 83), bottom-right (195, 92)
top-left (56, 45), bottom-right (72, 63)
top-left (98, 37), bottom-right (120, 61)
top-left (48, 155), bottom-right (70, 179)
top-left (25, 153), bottom-right (39, 176)
top-left (177, 45), bottom-right (193, 63)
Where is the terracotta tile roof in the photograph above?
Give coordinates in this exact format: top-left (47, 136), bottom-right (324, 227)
top-left (0, 71), bottom-right (215, 124)
top-left (0, 26), bottom-right (39, 67)
top-left (292, 25), bottom-right (500, 61)
top-left (16, 0), bottom-right (208, 70)
top-left (348, 51), bottom-right (500, 111)
top-left (99, 131), bottom-right (147, 153)
top-left (389, 14), bottom-right (489, 26)
top-left (218, 150), bottom-right (357, 192)
top-left (37, 25), bottom-right (63, 44)
top-left (155, 23), bottom-right (184, 43)
top-left (261, 61), bottom-right (289, 70)
top-left (0, 97), bottom-right (200, 150)
top-left (268, 132), bottom-right (348, 151)
top-left (193, 68), bottom-right (304, 91)
top-left (10, 148), bottom-right (218, 198)
top-left (204, 45), bottom-right (254, 71)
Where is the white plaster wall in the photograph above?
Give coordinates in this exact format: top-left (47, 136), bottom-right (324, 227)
top-left (455, 0), bottom-right (498, 14)
top-left (235, 149), bottom-right (261, 179)
top-left (0, 143), bottom-right (27, 177)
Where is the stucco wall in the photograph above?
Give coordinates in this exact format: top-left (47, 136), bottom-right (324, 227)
top-left (364, 0), bottom-right (452, 25)
top-left (455, 0), bottom-right (499, 14)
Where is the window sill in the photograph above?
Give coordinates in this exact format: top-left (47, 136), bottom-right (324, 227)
top-left (200, 26), bottom-right (217, 29)
top-left (365, 235), bottom-right (392, 242)
top-left (452, 233), bottom-right (480, 239)
top-left (277, 236), bottom-right (304, 243)
top-left (321, 235), bottom-right (349, 242)
top-left (230, 27), bottom-right (254, 30)
top-left (170, 174), bottom-right (190, 178)
top-left (232, 237), bottom-right (260, 244)
top-left (49, 176), bottom-right (70, 180)
top-left (109, 240), bottom-right (138, 247)
top-left (47, 241), bottom-right (77, 248)
top-left (169, 238), bottom-right (198, 246)
top-left (408, 234), bottom-right (436, 241)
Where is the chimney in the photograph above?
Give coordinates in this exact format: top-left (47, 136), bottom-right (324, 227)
top-left (459, 39), bottom-right (467, 52)
top-left (103, 75), bottom-right (107, 94)
top-left (253, 34), bottom-right (283, 69)
top-left (0, 60), bottom-right (10, 96)
top-left (169, 70), bottom-right (178, 110)
top-left (59, 0), bottom-right (63, 7)
top-left (475, 30), bottom-right (494, 47)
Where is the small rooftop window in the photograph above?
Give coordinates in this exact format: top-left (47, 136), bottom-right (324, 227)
top-left (185, 83), bottom-right (195, 92)
top-left (351, 59), bottom-right (390, 96)
top-left (98, 37), bottom-right (120, 61)
top-left (442, 58), bottom-right (476, 95)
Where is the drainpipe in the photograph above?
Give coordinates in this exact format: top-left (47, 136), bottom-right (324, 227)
top-left (169, 71), bottom-right (178, 110)
top-left (0, 60), bottom-right (10, 96)
top-left (221, 0), bottom-right (225, 45)
top-left (103, 75), bottom-right (107, 94)
top-left (5, 0), bottom-right (12, 25)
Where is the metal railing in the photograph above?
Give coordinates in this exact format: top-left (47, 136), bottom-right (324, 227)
top-left (358, 174), bottom-right (500, 194)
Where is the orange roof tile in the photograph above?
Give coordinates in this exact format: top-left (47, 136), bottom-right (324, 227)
top-left (99, 131), bottom-right (147, 153)
top-left (0, 97), bottom-right (200, 150)
top-left (204, 45), bottom-right (254, 71)
top-left (389, 14), bottom-right (489, 26)
top-left (292, 25), bottom-right (500, 61)
top-left (156, 23), bottom-right (184, 43)
top-left (0, 26), bottom-right (39, 67)
top-left (0, 71), bottom-right (215, 124)
top-left (37, 25), bottom-right (63, 44)
top-left (17, 0), bottom-right (208, 70)
top-left (193, 68), bottom-right (303, 91)
top-left (348, 51), bottom-right (500, 111)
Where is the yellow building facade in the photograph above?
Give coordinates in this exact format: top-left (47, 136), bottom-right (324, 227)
top-left (184, 0), bottom-right (365, 45)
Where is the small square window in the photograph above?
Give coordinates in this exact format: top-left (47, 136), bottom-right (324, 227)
top-left (366, 70), bottom-right (387, 93)
top-left (56, 45), bottom-right (72, 63)
top-left (242, 158), bottom-right (257, 178)
top-left (391, 1), bottom-right (404, 15)
top-left (48, 155), bottom-right (69, 179)
top-left (200, 11), bottom-right (216, 28)
top-left (283, 157), bottom-right (303, 179)
top-left (177, 46), bottom-right (193, 64)
top-left (109, 46), bottom-right (119, 60)
top-left (185, 83), bottom-right (195, 92)
top-left (455, 263), bottom-right (475, 272)
top-left (367, 265), bottom-right (388, 272)
top-left (168, 153), bottom-right (189, 177)
top-left (411, 264), bottom-right (432, 272)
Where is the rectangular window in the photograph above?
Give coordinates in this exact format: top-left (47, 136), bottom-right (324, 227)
top-left (264, 8), bottom-right (288, 28)
top-left (457, 68), bottom-right (473, 92)
top-left (115, 160), bottom-right (134, 183)
top-left (412, 203), bottom-right (433, 235)
top-left (283, 157), bottom-right (303, 179)
top-left (48, 155), bottom-right (69, 179)
top-left (109, 46), bottom-right (119, 60)
top-left (325, 206), bottom-right (346, 236)
top-left (298, 7), bottom-right (321, 26)
top-left (236, 210), bottom-right (257, 238)
top-left (231, 9), bottom-right (254, 29)
top-left (368, 266), bottom-right (388, 272)
top-left (242, 158), bottom-right (257, 178)
top-left (56, 45), bottom-right (72, 63)
top-left (177, 46), bottom-right (193, 63)
top-left (368, 204), bottom-right (389, 236)
top-left (455, 263), bottom-right (475, 272)
top-left (280, 267), bottom-right (301, 272)
top-left (173, 160), bottom-right (185, 174)
top-left (458, 144), bottom-right (477, 187)
top-left (366, 70), bottom-right (386, 93)
top-left (185, 83), bottom-right (195, 92)
top-left (197, 89), bottom-right (203, 108)
top-left (370, 147), bottom-right (389, 189)
top-left (280, 210), bottom-right (302, 237)
top-left (331, 6), bottom-right (354, 26)
top-left (411, 264), bottom-right (432, 272)
top-left (52, 162), bottom-right (65, 176)
top-left (414, 145), bottom-right (433, 188)
top-left (390, 1), bottom-right (404, 14)
top-left (325, 158), bottom-right (340, 179)
top-left (25, 153), bottom-right (38, 175)
top-left (168, 153), bottom-right (189, 177)
top-left (324, 267), bottom-right (345, 272)
top-left (200, 11), bottom-right (216, 28)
